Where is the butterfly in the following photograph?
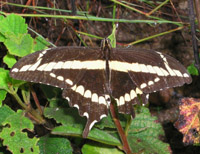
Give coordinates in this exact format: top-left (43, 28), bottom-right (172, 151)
top-left (10, 38), bottom-right (192, 137)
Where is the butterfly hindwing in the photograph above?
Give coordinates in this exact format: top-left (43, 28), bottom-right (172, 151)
top-left (62, 70), bottom-right (109, 137)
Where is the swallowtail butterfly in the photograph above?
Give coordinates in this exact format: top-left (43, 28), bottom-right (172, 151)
top-left (10, 39), bottom-right (192, 137)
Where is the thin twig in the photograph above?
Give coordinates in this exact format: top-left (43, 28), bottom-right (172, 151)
top-left (194, 0), bottom-right (200, 30)
top-left (30, 86), bottom-right (43, 115)
top-left (188, 0), bottom-right (200, 73)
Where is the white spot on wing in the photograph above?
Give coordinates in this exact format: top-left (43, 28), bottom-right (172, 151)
top-left (43, 62), bottom-right (57, 71)
top-left (154, 77), bottom-right (160, 82)
top-left (28, 59), bottom-right (42, 71)
top-left (20, 64), bottom-right (32, 72)
top-left (100, 114), bottom-right (107, 119)
top-left (63, 60), bottom-right (105, 70)
top-left (76, 85), bottom-right (85, 95)
top-left (119, 96), bottom-right (125, 105)
top-left (12, 68), bottom-right (19, 72)
top-left (54, 61), bottom-right (64, 69)
top-left (91, 93), bottom-right (98, 102)
top-left (99, 96), bottom-right (106, 105)
top-left (65, 79), bottom-right (73, 85)
top-left (57, 76), bottom-right (64, 81)
top-left (160, 68), bottom-right (169, 76)
top-left (37, 63), bottom-right (48, 71)
top-left (110, 61), bottom-right (128, 72)
top-left (136, 88), bottom-right (143, 94)
top-left (164, 64), bottom-right (176, 76)
top-left (183, 73), bottom-right (189, 78)
top-left (42, 50), bottom-right (47, 54)
top-left (140, 83), bottom-right (147, 89)
top-left (71, 85), bottom-right (77, 91)
top-left (173, 70), bottom-right (183, 77)
top-left (140, 64), bottom-right (149, 73)
top-left (83, 112), bottom-right (89, 118)
top-left (148, 81), bottom-right (154, 86)
top-left (153, 66), bottom-right (164, 76)
top-left (125, 93), bottom-right (131, 102)
top-left (84, 90), bottom-right (92, 98)
top-left (50, 73), bottom-right (56, 78)
top-left (62, 61), bottom-right (73, 69)
top-left (66, 97), bottom-right (70, 101)
top-left (131, 63), bottom-right (140, 72)
top-left (147, 65), bottom-right (156, 73)
top-left (130, 90), bottom-right (137, 99)
top-left (74, 104), bottom-right (79, 109)
top-left (89, 120), bottom-right (97, 130)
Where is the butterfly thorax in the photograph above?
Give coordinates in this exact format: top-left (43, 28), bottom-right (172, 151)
top-left (101, 38), bottom-right (112, 95)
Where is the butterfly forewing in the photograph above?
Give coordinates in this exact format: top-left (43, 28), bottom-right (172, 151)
top-left (10, 47), bottom-right (101, 88)
top-left (113, 48), bottom-right (192, 93)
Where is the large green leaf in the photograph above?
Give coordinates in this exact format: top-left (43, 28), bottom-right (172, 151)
top-left (0, 68), bottom-right (11, 91)
top-left (127, 106), bottom-right (171, 154)
top-left (0, 90), bottom-right (7, 107)
top-left (38, 136), bottom-right (72, 154)
top-left (0, 68), bottom-right (25, 91)
top-left (3, 53), bottom-right (17, 68)
top-left (82, 142), bottom-right (123, 154)
top-left (0, 14), bottom-right (27, 35)
top-left (5, 33), bottom-right (33, 57)
top-left (52, 125), bottom-right (121, 146)
top-left (44, 106), bottom-right (85, 127)
top-left (0, 110), bottom-right (39, 154)
top-left (0, 15), bottom-right (5, 42)
top-left (45, 107), bottom-right (121, 145)
top-left (0, 105), bottom-right (15, 125)
top-left (0, 14), bottom-right (33, 57)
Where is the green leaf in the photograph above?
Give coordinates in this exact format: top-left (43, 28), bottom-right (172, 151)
top-left (44, 107), bottom-right (86, 127)
top-left (187, 63), bottom-right (199, 76)
top-left (0, 15), bottom-right (4, 22)
top-left (0, 110), bottom-right (39, 154)
top-left (0, 16), bottom-right (6, 42)
top-left (96, 113), bottom-right (126, 130)
top-left (33, 36), bottom-right (50, 52)
top-left (45, 105), bottom-right (120, 145)
top-left (0, 90), bottom-right (7, 107)
top-left (5, 33), bottom-right (33, 57)
top-left (3, 53), bottom-right (17, 68)
top-left (0, 68), bottom-right (24, 91)
top-left (38, 136), bottom-right (73, 154)
top-left (127, 106), bottom-right (171, 154)
top-left (52, 125), bottom-right (121, 146)
top-left (0, 105), bottom-right (15, 125)
top-left (95, 113), bottom-right (116, 129)
top-left (40, 85), bottom-right (64, 107)
top-left (0, 32), bottom-right (6, 42)
top-left (0, 14), bottom-right (27, 36)
top-left (0, 68), bottom-right (11, 91)
top-left (82, 142), bottom-right (123, 154)
top-left (107, 24), bottom-right (117, 48)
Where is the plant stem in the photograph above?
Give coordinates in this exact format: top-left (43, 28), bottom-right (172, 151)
top-left (30, 86), bottom-right (43, 115)
top-left (10, 86), bottom-right (45, 124)
top-left (110, 99), bottom-right (132, 154)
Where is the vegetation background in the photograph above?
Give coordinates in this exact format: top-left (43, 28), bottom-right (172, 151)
top-left (0, 0), bottom-right (199, 154)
